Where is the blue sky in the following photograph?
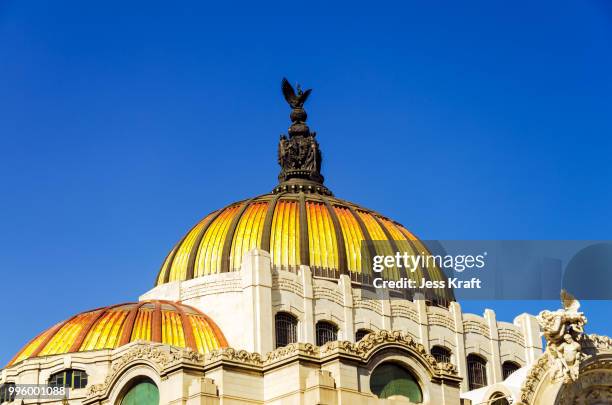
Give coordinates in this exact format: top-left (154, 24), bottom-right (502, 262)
top-left (0, 1), bottom-right (611, 366)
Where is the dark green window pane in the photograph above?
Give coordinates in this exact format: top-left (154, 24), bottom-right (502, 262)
top-left (370, 363), bottom-right (423, 403)
top-left (121, 381), bottom-right (159, 405)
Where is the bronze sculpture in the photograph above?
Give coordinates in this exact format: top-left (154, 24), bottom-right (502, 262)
top-left (276, 78), bottom-right (328, 195)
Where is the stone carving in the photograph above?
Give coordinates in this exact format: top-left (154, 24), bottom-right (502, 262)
top-left (86, 344), bottom-right (182, 398)
top-left (428, 313), bottom-right (455, 331)
top-left (319, 330), bottom-right (458, 376)
top-left (555, 362), bottom-right (612, 405)
top-left (205, 347), bottom-right (263, 366)
top-left (499, 327), bottom-right (526, 346)
top-left (463, 320), bottom-right (490, 336)
top-left (519, 333), bottom-right (612, 405)
top-left (538, 290), bottom-right (588, 383)
top-left (519, 354), bottom-right (551, 404)
top-left (87, 330), bottom-right (461, 401)
top-left (582, 334), bottom-right (612, 353)
top-left (262, 342), bottom-right (318, 363)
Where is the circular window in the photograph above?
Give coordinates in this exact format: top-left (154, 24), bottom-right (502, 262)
top-left (121, 380), bottom-right (159, 405)
top-left (370, 363), bottom-right (423, 403)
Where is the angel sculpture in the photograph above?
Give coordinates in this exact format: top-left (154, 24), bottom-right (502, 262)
top-left (538, 290), bottom-right (588, 382)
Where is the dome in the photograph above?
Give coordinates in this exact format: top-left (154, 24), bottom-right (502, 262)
top-left (7, 300), bottom-right (227, 367)
top-left (155, 192), bottom-right (454, 304)
top-left (154, 79), bottom-right (454, 305)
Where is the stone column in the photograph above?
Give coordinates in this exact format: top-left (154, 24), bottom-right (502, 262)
top-left (449, 301), bottom-right (468, 392)
top-left (514, 313), bottom-right (543, 364)
top-left (484, 308), bottom-right (502, 383)
top-left (241, 249), bottom-right (273, 354)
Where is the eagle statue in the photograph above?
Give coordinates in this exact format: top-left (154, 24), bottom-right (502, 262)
top-left (282, 77), bottom-right (312, 109)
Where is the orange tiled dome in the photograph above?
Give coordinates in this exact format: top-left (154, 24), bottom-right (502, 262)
top-left (7, 300), bottom-right (227, 367)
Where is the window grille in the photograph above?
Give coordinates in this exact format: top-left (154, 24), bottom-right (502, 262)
top-left (467, 354), bottom-right (487, 390)
top-left (431, 346), bottom-right (452, 364)
top-left (316, 321), bottom-right (338, 346)
top-left (275, 312), bottom-right (298, 348)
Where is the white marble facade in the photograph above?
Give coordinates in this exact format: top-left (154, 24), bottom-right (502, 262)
top-left (4, 249), bottom-right (611, 405)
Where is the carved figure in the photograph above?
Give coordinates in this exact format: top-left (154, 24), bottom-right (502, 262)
top-left (557, 333), bottom-right (583, 382)
top-left (537, 290), bottom-right (588, 382)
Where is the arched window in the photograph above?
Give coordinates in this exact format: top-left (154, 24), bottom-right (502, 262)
top-left (355, 328), bottom-right (372, 342)
top-left (502, 361), bottom-right (520, 380)
top-left (370, 363), bottom-right (423, 403)
top-left (467, 354), bottom-right (488, 390)
top-left (275, 312), bottom-right (298, 348)
top-left (0, 383), bottom-right (16, 403)
top-left (121, 379), bottom-right (159, 405)
top-left (49, 369), bottom-right (88, 389)
top-left (431, 345), bottom-right (452, 364)
top-left (315, 321), bottom-right (338, 346)
top-left (490, 391), bottom-right (510, 405)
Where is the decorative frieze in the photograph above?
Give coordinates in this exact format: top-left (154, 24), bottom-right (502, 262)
top-left (181, 278), bottom-right (242, 299)
top-left (390, 302), bottom-right (419, 323)
top-left (428, 313), bottom-right (455, 331)
top-left (498, 328), bottom-right (525, 346)
top-left (272, 276), bottom-right (304, 297)
top-left (354, 299), bottom-right (383, 315)
top-left (463, 320), bottom-right (490, 337)
top-left (313, 285), bottom-right (344, 305)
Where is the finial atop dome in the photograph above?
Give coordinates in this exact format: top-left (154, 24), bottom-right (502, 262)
top-left (276, 78), bottom-right (331, 195)
top-left (281, 78), bottom-right (311, 109)
top-left (281, 78), bottom-right (312, 138)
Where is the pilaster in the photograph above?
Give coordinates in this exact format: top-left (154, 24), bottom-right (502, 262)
top-left (450, 301), bottom-right (468, 392)
top-left (241, 249), bottom-right (273, 354)
top-left (338, 274), bottom-right (355, 342)
top-left (514, 312), bottom-right (543, 364)
top-left (484, 308), bottom-right (502, 383)
top-left (301, 265), bottom-right (316, 344)
top-left (414, 294), bottom-right (430, 350)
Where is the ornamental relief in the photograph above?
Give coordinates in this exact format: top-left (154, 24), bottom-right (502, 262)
top-left (86, 330), bottom-right (460, 401)
top-left (518, 291), bottom-right (612, 405)
top-left (538, 290), bottom-right (589, 384)
top-left (390, 302), bottom-right (419, 323)
top-left (463, 320), bottom-right (490, 336)
top-left (313, 285), bottom-right (344, 305)
top-left (272, 277), bottom-right (304, 297)
top-left (554, 365), bottom-right (612, 405)
top-left (182, 278), bottom-right (242, 299)
top-left (499, 327), bottom-right (526, 346)
top-left (428, 313), bottom-right (455, 331)
top-left (319, 330), bottom-right (458, 377)
top-left (354, 299), bottom-right (383, 315)
top-left (86, 344), bottom-right (198, 399)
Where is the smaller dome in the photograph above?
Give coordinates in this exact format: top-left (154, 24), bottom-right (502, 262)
top-left (7, 300), bottom-right (227, 367)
